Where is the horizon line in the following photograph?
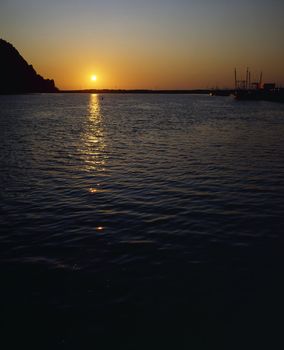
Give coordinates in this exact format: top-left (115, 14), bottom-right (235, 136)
top-left (59, 88), bottom-right (228, 94)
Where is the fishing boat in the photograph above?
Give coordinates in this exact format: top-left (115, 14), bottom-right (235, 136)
top-left (234, 68), bottom-right (284, 102)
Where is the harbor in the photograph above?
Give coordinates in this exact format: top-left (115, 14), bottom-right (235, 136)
top-left (234, 68), bottom-right (284, 102)
top-left (210, 68), bottom-right (284, 102)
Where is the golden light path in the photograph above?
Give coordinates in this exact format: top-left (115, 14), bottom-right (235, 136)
top-left (80, 94), bottom-right (107, 233)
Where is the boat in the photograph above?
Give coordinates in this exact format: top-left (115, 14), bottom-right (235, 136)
top-left (210, 89), bottom-right (232, 97)
top-left (234, 68), bottom-right (284, 102)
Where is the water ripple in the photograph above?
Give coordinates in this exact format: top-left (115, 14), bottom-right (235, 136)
top-left (0, 93), bottom-right (284, 269)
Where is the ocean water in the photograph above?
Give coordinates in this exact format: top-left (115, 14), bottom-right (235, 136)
top-left (1, 93), bottom-right (284, 349)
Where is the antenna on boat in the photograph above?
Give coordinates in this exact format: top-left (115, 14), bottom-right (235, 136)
top-left (234, 68), bottom-right (237, 90)
top-left (259, 71), bottom-right (263, 89)
top-left (246, 67), bottom-right (249, 89)
top-left (248, 70), bottom-right (251, 90)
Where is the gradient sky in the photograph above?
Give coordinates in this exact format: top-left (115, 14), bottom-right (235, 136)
top-left (1, 0), bottom-right (284, 89)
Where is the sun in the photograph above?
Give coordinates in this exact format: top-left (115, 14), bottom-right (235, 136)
top-left (91, 75), bottom-right (97, 81)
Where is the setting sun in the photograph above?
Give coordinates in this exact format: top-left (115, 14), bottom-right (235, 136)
top-left (91, 75), bottom-right (97, 81)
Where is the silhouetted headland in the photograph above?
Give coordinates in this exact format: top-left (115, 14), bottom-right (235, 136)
top-left (0, 39), bottom-right (58, 94)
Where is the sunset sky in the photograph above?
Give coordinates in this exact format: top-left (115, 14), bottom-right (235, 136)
top-left (1, 0), bottom-right (284, 90)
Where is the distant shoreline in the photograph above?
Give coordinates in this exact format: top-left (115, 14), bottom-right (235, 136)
top-left (0, 88), bottom-right (237, 95)
top-left (60, 89), bottom-right (216, 94)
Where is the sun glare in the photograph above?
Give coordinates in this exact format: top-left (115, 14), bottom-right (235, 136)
top-left (91, 75), bottom-right (97, 81)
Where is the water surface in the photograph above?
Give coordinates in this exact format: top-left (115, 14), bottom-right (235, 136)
top-left (1, 93), bottom-right (284, 349)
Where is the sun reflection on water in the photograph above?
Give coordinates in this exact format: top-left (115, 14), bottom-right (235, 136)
top-left (78, 94), bottom-right (109, 232)
top-left (81, 94), bottom-right (108, 174)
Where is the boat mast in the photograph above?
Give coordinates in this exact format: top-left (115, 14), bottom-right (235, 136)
top-left (259, 71), bottom-right (263, 89)
top-left (246, 67), bottom-right (249, 90)
top-left (248, 70), bottom-right (251, 90)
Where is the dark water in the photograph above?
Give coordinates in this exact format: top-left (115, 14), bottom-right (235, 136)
top-left (1, 93), bottom-right (284, 349)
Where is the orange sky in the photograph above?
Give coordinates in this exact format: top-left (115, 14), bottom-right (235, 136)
top-left (1, 0), bottom-right (284, 90)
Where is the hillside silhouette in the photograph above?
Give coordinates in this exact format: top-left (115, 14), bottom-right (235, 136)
top-left (0, 39), bottom-right (58, 94)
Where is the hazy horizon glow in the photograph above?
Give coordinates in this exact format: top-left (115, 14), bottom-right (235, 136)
top-left (1, 0), bottom-right (284, 89)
